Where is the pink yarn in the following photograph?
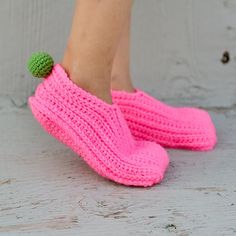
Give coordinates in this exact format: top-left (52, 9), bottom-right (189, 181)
top-left (112, 89), bottom-right (217, 151)
top-left (28, 64), bottom-right (169, 187)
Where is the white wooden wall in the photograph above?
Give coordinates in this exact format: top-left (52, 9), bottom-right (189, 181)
top-left (0, 0), bottom-right (236, 108)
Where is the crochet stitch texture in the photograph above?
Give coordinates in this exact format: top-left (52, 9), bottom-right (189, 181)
top-left (112, 89), bottom-right (217, 151)
top-left (28, 52), bottom-right (54, 78)
top-left (28, 65), bottom-right (169, 186)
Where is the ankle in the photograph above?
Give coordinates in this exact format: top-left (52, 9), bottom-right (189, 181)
top-left (111, 74), bottom-right (135, 92)
top-left (61, 52), bottom-right (113, 104)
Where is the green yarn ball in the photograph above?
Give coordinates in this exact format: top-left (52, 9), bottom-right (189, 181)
top-left (27, 52), bottom-right (54, 78)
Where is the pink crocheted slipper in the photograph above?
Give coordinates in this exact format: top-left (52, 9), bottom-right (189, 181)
top-left (112, 89), bottom-right (217, 151)
top-left (28, 65), bottom-right (169, 187)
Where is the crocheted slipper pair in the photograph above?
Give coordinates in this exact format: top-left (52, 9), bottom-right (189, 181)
top-left (29, 64), bottom-right (169, 187)
top-left (112, 89), bottom-right (217, 151)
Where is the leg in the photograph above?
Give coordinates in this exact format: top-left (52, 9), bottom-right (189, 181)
top-left (111, 11), bottom-right (135, 92)
top-left (62, 0), bottom-right (133, 103)
top-left (110, 3), bottom-right (216, 150)
top-left (28, 0), bottom-right (169, 186)
top-left (111, 34), bottom-right (217, 151)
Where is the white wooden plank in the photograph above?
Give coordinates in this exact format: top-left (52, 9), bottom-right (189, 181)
top-left (0, 0), bottom-right (236, 108)
top-left (0, 108), bottom-right (235, 235)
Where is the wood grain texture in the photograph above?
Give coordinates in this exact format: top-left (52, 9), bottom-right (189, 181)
top-left (0, 107), bottom-right (235, 236)
top-left (132, 0), bottom-right (236, 108)
top-left (0, 0), bottom-right (236, 108)
top-left (0, 0), bottom-right (74, 107)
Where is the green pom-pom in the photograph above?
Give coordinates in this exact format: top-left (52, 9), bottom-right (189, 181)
top-left (27, 52), bottom-right (54, 78)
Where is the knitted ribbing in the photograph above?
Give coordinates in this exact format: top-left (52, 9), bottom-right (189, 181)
top-left (28, 65), bottom-right (169, 186)
top-left (112, 89), bottom-right (217, 151)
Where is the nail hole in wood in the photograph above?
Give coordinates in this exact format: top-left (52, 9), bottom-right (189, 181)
top-left (221, 51), bottom-right (230, 64)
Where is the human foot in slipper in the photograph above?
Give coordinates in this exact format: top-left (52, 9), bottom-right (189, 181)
top-left (112, 89), bottom-right (217, 151)
top-left (28, 65), bottom-right (169, 187)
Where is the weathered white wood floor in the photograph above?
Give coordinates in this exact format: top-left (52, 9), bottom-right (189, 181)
top-left (0, 105), bottom-right (235, 236)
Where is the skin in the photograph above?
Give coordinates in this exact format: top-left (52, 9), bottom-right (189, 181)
top-left (111, 10), bottom-right (135, 92)
top-left (62, 0), bottom-right (133, 104)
